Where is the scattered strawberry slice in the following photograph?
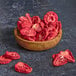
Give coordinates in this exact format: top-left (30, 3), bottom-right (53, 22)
top-left (32, 16), bottom-right (41, 24)
top-left (0, 56), bottom-right (12, 64)
top-left (20, 28), bottom-right (36, 37)
top-left (52, 54), bottom-right (68, 66)
top-left (4, 51), bottom-right (20, 60)
top-left (52, 49), bottom-right (75, 67)
top-left (44, 11), bottom-right (58, 24)
top-left (15, 62), bottom-right (32, 74)
top-left (60, 49), bottom-right (75, 63)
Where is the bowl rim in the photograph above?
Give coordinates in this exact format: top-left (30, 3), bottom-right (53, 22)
top-left (14, 28), bottom-right (62, 44)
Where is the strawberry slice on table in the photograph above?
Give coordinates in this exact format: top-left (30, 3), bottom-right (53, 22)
top-left (4, 51), bottom-right (20, 60)
top-left (52, 54), bottom-right (68, 66)
top-left (44, 11), bottom-right (58, 24)
top-left (60, 49), bottom-right (75, 63)
top-left (15, 62), bottom-right (32, 74)
top-left (52, 49), bottom-right (75, 66)
top-left (0, 56), bottom-right (12, 64)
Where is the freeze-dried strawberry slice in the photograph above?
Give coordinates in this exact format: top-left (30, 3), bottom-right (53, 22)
top-left (39, 20), bottom-right (45, 29)
top-left (56, 21), bottom-right (62, 32)
top-left (17, 21), bottom-right (22, 30)
top-left (52, 54), bottom-right (58, 59)
top-left (46, 29), bottom-right (58, 40)
top-left (60, 49), bottom-right (75, 63)
top-left (32, 16), bottom-right (41, 24)
top-left (21, 35), bottom-right (36, 41)
top-left (15, 62), bottom-right (32, 74)
top-left (0, 56), bottom-right (12, 64)
top-left (44, 11), bottom-right (58, 24)
top-left (19, 16), bottom-right (28, 22)
top-left (52, 54), bottom-right (68, 66)
top-left (4, 51), bottom-right (20, 60)
top-left (36, 29), bottom-right (48, 41)
top-left (21, 21), bottom-right (32, 28)
top-left (32, 23), bottom-right (42, 32)
top-left (18, 16), bottom-right (32, 29)
top-left (20, 28), bottom-right (36, 37)
top-left (25, 13), bottom-right (32, 24)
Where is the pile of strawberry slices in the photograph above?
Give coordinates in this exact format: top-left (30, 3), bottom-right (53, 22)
top-left (17, 11), bottom-right (62, 41)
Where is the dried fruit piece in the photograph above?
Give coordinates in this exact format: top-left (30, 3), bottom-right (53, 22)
top-left (17, 21), bottom-right (22, 30)
top-left (15, 62), bottom-right (32, 74)
top-left (36, 28), bottom-right (48, 41)
top-left (19, 16), bottom-right (27, 22)
top-left (46, 28), bottom-right (58, 40)
top-left (25, 13), bottom-right (32, 24)
top-left (52, 54), bottom-right (58, 59)
top-left (56, 21), bottom-right (62, 32)
top-left (17, 16), bottom-right (32, 30)
top-left (32, 16), bottom-right (41, 24)
top-left (4, 51), bottom-right (20, 60)
top-left (53, 54), bottom-right (68, 66)
top-left (44, 11), bottom-right (58, 24)
top-left (60, 49), bottom-right (75, 63)
top-left (20, 28), bottom-right (36, 37)
top-left (32, 23), bottom-right (42, 32)
top-left (0, 56), bottom-right (12, 64)
top-left (39, 20), bottom-right (45, 29)
top-left (52, 49), bottom-right (75, 67)
top-left (21, 35), bottom-right (36, 41)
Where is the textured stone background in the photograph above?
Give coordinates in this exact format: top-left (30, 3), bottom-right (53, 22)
top-left (0, 0), bottom-right (76, 76)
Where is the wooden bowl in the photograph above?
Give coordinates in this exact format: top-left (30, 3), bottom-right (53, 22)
top-left (14, 28), bottom-right (62, 51)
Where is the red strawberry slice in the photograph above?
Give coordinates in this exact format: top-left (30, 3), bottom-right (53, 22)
top-left (36, 28), bottom-right (49, 41)
top-left (32, 16), bottom-right (41, 24)
top-left (46, 29), bottom-right (58, 40)
top-left (21, 21), bottom-right (32, 28)
top-left (19, 16), bottom-right (28, 22)
top-left (0, 56), bottom-right (12, 64)
top-left (32, 23), bottom-right (42, 32)
top-left (17, 21), bottom-right (22, 30)
top-left (55, 21), bottom-right (62, 33)
top-left (21, 35), bottom-right (36, 41)
top-left (15, 62), bottom-right (32, 74)
top-left (4, 51), bottom-right (20, 60)
top-left (44, 11), bottom-right (58, 24)
top-left (52, 54), bottom-right (58, 59)
top-left (52, 54), bottom-right (68, 66)
top-left (39, 20), bottom-right (45, 29)
top-left (20, 28), bottom-right (36, 37)
top-left (25, 13), bottom-right (32, 24)
top-left (60, 49), bottom-right (75, 63)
